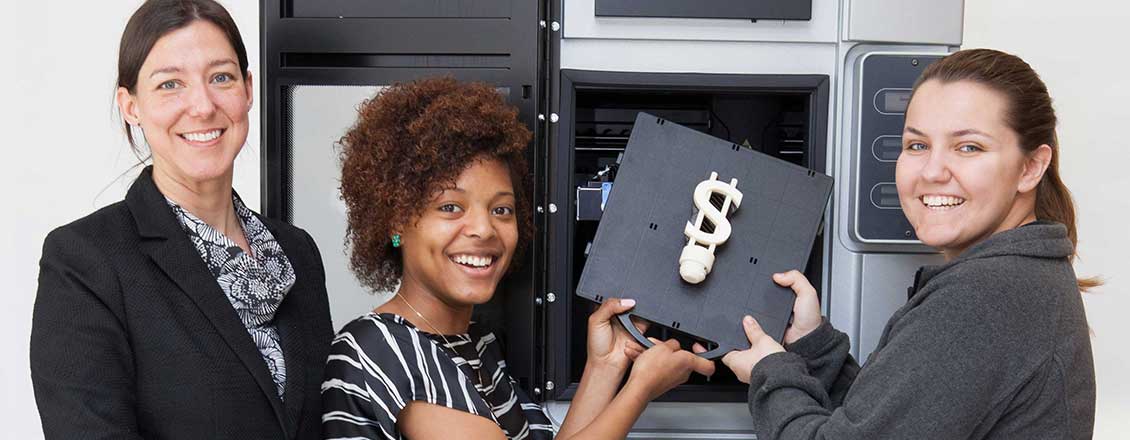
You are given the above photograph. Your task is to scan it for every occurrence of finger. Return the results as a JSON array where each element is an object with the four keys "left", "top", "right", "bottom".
[
  {"left": 624, "top": 340, "right": 645, "bottom": 353},
  {"left": 661, "top": 339, "right": 682, "bottom": 351},
  {"left": 690, "top": 354, "right": 716, "bottom": 377},
  {"left": 647, "top": 337, "right": 664, "bottom": 346},
  {"left": 589, "top": 297, "right": 636, "bottom": 327},
  {"left": 773, "top": 270, "right": 818, "bottom": 300},
  {"left": 692, "top": 342, "right": 708, "bottom": 354},
  {"left": 624, "top": 346, "right": 644, "bottom": 361},
  {"left": 742, "top": 316, "right": 766, "bottom": 343}
]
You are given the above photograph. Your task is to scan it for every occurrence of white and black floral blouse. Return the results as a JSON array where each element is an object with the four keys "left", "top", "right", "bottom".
[{"left": 166, "top": 194, "right": 295, "bottom": 399}]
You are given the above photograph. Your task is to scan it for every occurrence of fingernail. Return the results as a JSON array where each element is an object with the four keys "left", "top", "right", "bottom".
[
  {"left": 620, "top": 299, "right": 635, "bottom": 307},
  {"left": 743, "top": 316, "right": 754, "bottom": 324}
]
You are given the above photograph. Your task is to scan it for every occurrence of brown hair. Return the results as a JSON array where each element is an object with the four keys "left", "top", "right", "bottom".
[
  {"left": 339, "top": 77, "right": 534, "bottom": 293},
  {"left": 912, "top": 48, "right": 1099, "bottom": 291},
  {"left": 117, "top": 0, "right": 249, "bottom": 159}
]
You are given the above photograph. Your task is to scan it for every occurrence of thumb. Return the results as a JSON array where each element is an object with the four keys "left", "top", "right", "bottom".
[
  {"left": 742, "top": 316, "right": 765, "bottom": 343},
  {"left": 721, "top": 351, "right": 738, "bottom": 370},
  {"left": 590, "top": 297, "right": 636, "bottom": 325}
]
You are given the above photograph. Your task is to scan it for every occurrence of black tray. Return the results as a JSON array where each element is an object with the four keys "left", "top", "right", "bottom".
[{"left": 575, "top": 113, "right": 833, "bottom": 359}]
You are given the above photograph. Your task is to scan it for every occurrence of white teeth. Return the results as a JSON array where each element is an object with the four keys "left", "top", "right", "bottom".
[
  {"left": 921, "top": 195, "right": 966, "bottom": 208},
  {"left": 182, "top": 129, "right": 221, "bottom": 142},
  {"left": 451, "top": 254, "right": 493, "bottom": 268}
]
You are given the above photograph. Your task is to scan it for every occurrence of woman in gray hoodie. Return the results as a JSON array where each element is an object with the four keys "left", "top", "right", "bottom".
[{"left": 717, "top": 49, "right": 1097, "bottom": 439}]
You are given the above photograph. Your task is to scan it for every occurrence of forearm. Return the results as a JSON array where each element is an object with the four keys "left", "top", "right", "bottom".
[
  {"left": 557, "top": 361, "right": 626, "bottom": 438},
  {"left": 557, "top": 378, "right": 650, "bottom": 440}
]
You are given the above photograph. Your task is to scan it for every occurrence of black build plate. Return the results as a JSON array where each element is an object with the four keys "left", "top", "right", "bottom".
[{"left": 576, "top": 113, "right": 832, "bottom": 356}]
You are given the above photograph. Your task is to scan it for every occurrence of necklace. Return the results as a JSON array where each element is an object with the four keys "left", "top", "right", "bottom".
[{"left": 396, "top": 293, "right": 487, "bottom": 387}]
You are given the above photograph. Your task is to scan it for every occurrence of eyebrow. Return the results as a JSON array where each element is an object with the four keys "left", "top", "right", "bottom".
[
  {"left": 148, "top": 59, "right": 239, "bottom": 78},
  {"left": 904, "top": 126, "right": 995, "bottom": 140},
  {"left": 443, "top": 188, "right": 517, "bottom": 201}
]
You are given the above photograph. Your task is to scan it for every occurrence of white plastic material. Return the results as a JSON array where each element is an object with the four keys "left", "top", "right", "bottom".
[{"left": 680, "top": 172, "right": 743, "bottom": 284}]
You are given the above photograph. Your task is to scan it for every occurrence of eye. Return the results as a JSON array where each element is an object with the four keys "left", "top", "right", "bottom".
[
  {"left": 212, "top": 72, "right": 235, "bottom": 84},
  {"left": 438, "top": 203, "right": 463, "bottom": 213},
  {"left": 905, "top": 142, "right": 927, "bottom": 152},
  {"left": 158, "top": 80, "right": 179, "bottom": 90},
  {"left": 957, "top": 144, "right": 983, "bottom": 153},
  {"left": 492, "top": 206, "right": 515, "bottom": 216}
]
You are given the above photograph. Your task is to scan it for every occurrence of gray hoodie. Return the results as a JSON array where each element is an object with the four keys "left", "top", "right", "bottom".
[{"left": 747, "top": 222, "right": 1095, "bottom": 439}]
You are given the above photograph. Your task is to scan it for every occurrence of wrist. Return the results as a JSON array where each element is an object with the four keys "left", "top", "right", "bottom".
[
  {"left": 620, "top": 376, "right": 654, "bottom": 404},
  {"left": 585, "top": 357, "right": 628, "bottom": 376}
]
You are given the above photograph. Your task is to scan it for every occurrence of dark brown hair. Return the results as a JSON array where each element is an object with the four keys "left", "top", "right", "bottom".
[
  {"left": 116, "top": 0, "right": 249, "bottom": 158},
  {"left": 339, "top": 77, "right": 534, "bottom": 293},
  {"left": 912, "top": 48, "right": 1099, "bottom": 291}
]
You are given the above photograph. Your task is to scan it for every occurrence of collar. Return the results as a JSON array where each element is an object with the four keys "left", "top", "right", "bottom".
[{"left": 909, "top": 221, "right": 1072, "bottom": 299}]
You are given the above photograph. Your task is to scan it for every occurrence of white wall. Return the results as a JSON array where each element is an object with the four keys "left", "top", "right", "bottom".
[
  {"left": 963, "top": 1, "right": 1130, "bottom": 436},
  {"left": 0, "top": 1, "right": 259, "bottom": 438},
  {"left": 1, "top": 1, "right": 1126, "bottom": 438}
]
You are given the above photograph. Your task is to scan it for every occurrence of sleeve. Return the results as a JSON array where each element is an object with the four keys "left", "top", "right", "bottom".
[
  {"left": 30, "top": 228, "right": 143, "bottom": 440},
  {"left": 746, "top": 283, "right": 1020, "bottom": 440},
  {"left": 322, "top": 317, "right": 491, "bottom": 439},
  {"left": 784, "top": 318, "right": 860, "bottom": 406}
]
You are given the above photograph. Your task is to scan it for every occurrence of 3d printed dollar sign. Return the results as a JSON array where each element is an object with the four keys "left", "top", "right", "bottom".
[{"left": 680, "top": 171, "right": 744, "bottom": 284}]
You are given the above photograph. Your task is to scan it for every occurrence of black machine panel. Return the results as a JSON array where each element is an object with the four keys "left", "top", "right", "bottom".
[
  {"left": 291, "top": 0, "right": 513, "bottom": 18},
  {"left": 261, "top": 0, "right": 546, "bottom": 395},
  {"left": 854, "top": 53, "right": 942, "bottom": 242},
  {"left": 576, "top": 114, "right": 832, "bottom": 357},
  {"left": 596, "top": 0, "right": 812, "bottom": 21}
]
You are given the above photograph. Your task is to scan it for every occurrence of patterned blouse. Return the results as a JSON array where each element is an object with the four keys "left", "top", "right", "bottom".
[
  {"left": 166, "top": 194, "right": 295, "bottom": 399},
  {"left": 322, "top": 313, "right": 556, "bottom": 439}
]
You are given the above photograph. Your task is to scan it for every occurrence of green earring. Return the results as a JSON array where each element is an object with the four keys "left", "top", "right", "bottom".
[{"left": 391, "top": 234, "right": 402, "bottom": 248}]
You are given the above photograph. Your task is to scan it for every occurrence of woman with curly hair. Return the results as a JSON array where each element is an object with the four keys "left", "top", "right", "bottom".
[{"left": 321, "top": 77, "right": 714, "bottom": 439}]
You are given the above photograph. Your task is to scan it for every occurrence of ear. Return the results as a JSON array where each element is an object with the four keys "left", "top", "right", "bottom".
[
  {"left": 1018, "top": 144, "right": 1053, "bottom": 193},
  {"left": 244, "top": 70, "right": 254, "bottom": 110},
  {"left": 116, "top": 86, "right": 141, "bottom": 125}
]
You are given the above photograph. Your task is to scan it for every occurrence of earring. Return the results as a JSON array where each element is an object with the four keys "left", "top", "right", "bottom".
[{"left": 391, "top": 234, "right": 401, "bottom": 248}]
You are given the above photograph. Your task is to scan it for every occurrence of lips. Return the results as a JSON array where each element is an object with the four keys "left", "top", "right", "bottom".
[
  {"left": 450, "top": 253, "right": 494, "bottom": 268},
  {"left": 919, "top": 194, "right": 966, "bottom": 210},
  {"left": 447, "top": 251, "right": 502, "bottom": 278},
  {"left": 178, "top": 128, "right": 225, "bottom": 144}
]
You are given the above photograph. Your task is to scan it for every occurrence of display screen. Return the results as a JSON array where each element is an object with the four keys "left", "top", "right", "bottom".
[
  {"left": 876, "top": 89, "right": 912, "bottom": 114},
  {"left": 872, "top": 136, "right": 902, "bottom": 161}
]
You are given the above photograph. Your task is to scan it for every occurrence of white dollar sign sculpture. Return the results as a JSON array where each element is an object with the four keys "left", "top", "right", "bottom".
[{"left": 679, "top": 171, "right": 743, "bottom": 284}]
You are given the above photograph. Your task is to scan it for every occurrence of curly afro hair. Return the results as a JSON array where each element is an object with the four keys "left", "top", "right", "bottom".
[{"left": 339, "top": 77, "right": 534, "bottom": 293}]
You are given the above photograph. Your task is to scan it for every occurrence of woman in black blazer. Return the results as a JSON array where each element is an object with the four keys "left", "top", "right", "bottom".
[{"left": 30, "top": 1, "right": 332, "bottom": 439}]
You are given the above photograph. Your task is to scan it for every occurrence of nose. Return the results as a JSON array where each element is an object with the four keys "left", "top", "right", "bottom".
[
  {"left": 185, "top": 84, "right": 217, "bottom": 118},
  {"left": 462, "top": 207, "right": 497, "bottom": 240},
  {"left": 920, "top": 148, "right": 952, "bottom": 183}
]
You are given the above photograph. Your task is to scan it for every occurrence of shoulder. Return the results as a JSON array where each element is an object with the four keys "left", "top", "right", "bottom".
[
  {"left": 929, "top": 253, "right": 1073, "bottom": 310},
  {"left": 909, "top": 253, "right": 1075, "bottom": 347},
  {"left": 328, "top": 313, "right": 444, "bottom": 374},
  {"left": 41, "top": 201, "right": 135, "bottom": 267},
  {"left": 44, "top": 201, "right": 134, "bottom": 248}
]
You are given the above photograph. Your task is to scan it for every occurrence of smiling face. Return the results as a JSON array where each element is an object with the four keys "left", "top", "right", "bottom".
[
  {"left": 398, "top": 158, "right": 520, "bottom": 308},
  {"left": 116, "top": 20, "right": 252, "bottom": 187},
  {"left": 898, "top": 79, "right": 1049, "bottom": 259}
]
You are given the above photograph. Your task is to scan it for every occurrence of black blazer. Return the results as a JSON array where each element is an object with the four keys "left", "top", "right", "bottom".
[{"left": 31, "top": 167, "right": 333, "bottom": 440}]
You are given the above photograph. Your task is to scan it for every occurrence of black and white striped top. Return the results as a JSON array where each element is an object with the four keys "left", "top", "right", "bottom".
[{"left": 322, "top": 313, "right": 556, "bottom": 440}]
